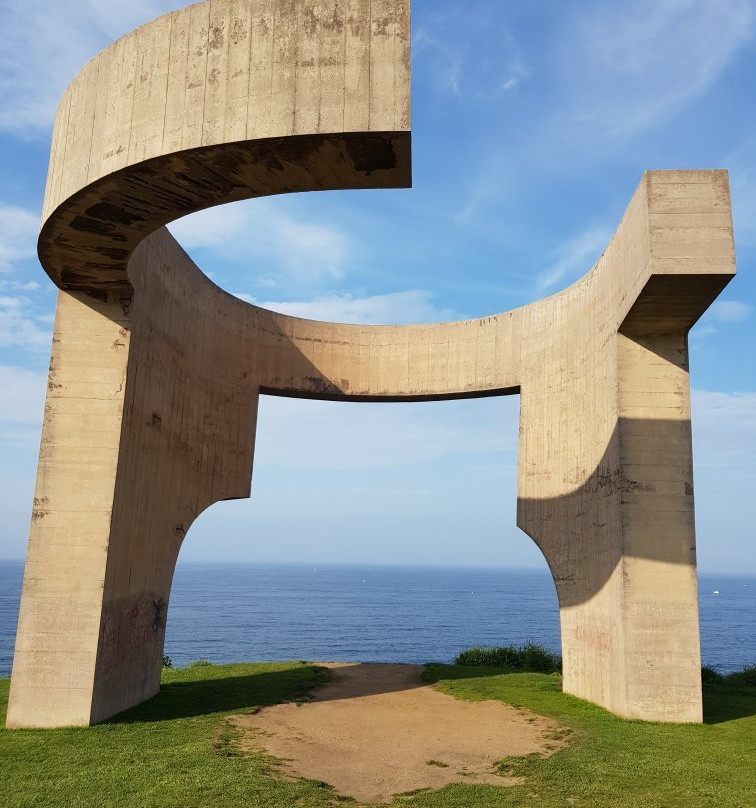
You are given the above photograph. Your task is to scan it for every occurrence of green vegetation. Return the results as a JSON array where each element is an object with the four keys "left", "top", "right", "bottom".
[
  {"left": 454, "top": 643, "right": 562, "bottom": 673},
  {"left": 700, "top": 663, "right": 756, "bottom": 689},
  {"left": 419, "top": 664, "right": 756, "bottom": 808},
  {"left": 0, "top": 662, "right": 334, "bottom": 808},
  {"left": 1, "top": 659, "right": 754, "bottom": 808}
]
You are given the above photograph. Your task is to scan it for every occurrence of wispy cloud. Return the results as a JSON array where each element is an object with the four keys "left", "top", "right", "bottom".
[
  {"left": 0, "top": 0, "right": 184, "bottom": 134},
  {"left": 169, "top": 199, "right": 351, "bottom": 287},
  {"left": 0, "top": 364, "right": 46, "bottom": 451},
  {"left": 0, "top": 365, "right": 46, "bottom": 424},
  {"left": 413, "top": 7, "right": 529, "bottom": 100},
  {"left": 691, "top": 298, "right": 752, "bottom": 341},
  {"left": 238, "top": 290, "right": 458, "bottom": 326},
  {"left": 0, "top": 280, "right": 40, "bottom": 292},
  {"left": 692, "top": 389, "right": 756, "bottom": 473},
  {"left": 708, "top": 300, "right": 752, "bottom": 324},
  {"left": 536, "top": 227, "right": 610, "bottom": 293},
  {"left": 558, "top": 0, "right": 754, "bottom": 143},
  {"left": 0, "top": 205, "right": 38, "bottom": 271},
  {"left": 255, "top": 394, "right": 519, "bottom": 471},
  {"left": 0, "top": 296, "right": 52, "bottom": 349}
]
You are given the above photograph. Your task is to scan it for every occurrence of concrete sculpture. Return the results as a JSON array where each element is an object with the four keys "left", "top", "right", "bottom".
[{"left": 7, "top": 0, "right": 735, "bottom": 728}]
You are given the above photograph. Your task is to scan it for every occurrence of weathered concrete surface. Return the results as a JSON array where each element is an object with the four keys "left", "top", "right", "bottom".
[{"left": 7, "top": 0, "right": 734, "bottom": 728}]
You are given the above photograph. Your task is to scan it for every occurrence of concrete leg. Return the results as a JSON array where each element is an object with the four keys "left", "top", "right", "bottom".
[
  {"left": 8, "top": 234, "right": 260, "bottom": 727},
  {"left": 518, "top": 326, "right": 702, "bottom": 722},
  {"left": 7, "top": 290, "right": 133, "bottom": 727}
]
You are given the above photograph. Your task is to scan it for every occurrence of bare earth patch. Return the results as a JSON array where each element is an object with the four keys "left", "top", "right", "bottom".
[{"left": 233, "top": 663, "right": 567, "bottom": 804}]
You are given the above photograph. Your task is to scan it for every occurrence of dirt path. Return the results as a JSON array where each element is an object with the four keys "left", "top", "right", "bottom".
[{"left": 233, "top": 663, "right": 567, "bottom": 804}]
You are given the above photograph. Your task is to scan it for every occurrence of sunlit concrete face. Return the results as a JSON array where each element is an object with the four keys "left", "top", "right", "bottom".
[{"left": 6, "top": 0, "right": 735, "bottom": 728}]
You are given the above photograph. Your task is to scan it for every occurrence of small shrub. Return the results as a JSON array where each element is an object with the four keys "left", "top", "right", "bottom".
[
  {"left": 701, "top": 665, "right": 723, "bottom": 685},
  {"left": 721, "top": 664, "right": 756, "bottom": 689},
  {"left": 454, "top": 642, "right": 562, "bottom": 673},
  {"left": 161, "top": 655, "right": 173, "bottom": 669},
  {"left": 701, "top": 663, "right": 756, "bottom": 689}
]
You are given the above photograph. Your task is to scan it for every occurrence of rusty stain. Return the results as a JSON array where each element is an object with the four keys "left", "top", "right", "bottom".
[
  {"left": 103, "top": 145, "right": 126, "bottom": 159},
  {"left": 373, "top": 16, "right": 392, "bottom": 36},
  {"left": 209, "top": 25, "right": 224, "bottom": 51},
  {"left": 303, "top": 7, "right": 318, "bottom": 36},
  {"left": 152, "top": 599, "right": 166, "bottom": 631},
  {"left": 622, "top": 479, "right": 655, "bottom": 494},
  {"left": 230, "top": 18, "right": 248, "bottom": 45}
]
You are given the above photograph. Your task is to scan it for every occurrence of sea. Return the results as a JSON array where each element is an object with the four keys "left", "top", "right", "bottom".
[{"left": 0, "top": 560, "right": 754, "bottom": 677}]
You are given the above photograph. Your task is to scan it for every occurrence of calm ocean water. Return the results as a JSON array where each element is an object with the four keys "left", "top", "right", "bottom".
[{"left": 0, "top": 560, "right": 754, "bottom": 677}]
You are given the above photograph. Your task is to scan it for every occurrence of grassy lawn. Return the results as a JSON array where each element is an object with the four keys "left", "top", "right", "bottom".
[{"left": 1, "top": 661, "right": 754, "bottom": 808}]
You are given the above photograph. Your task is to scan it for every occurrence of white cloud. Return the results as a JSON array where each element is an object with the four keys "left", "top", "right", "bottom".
[
  {"left": 536, "top": 227, "right": 610, "bottom": 292},
  {"left": 0, "top": 280, "right": 41, "bottom": 292},
  {"left": 0, "top": 296, "right": 52, "bottom": 349},
  {"left": 691, "top": 298, "right": 752, "bottom": 340},
  {"left": 255, "top": 394, "right": 520, "bottom": 471},
  {"left": 240, "top": 290, "right": 458, "bottom": 326},
  {"left": 689, "top": 324, "right": 718, "bottom": 342},
  {"left": 693, "top": 389, "right": 756, "bottom": 429},
  {"left": 0, "top": 365, "right": 46, "bottom": 425},
  {"left": 169, "top": 199, "right": 350, "bottom": 286},
  {"left": 708, "top": 300, "right": 752, "bottom": 324},
  {"left": 692, "top": 389, "right": 756, "bottom": 472},
  {"left": 0, "top": 205, "right": 38, "bottom": 271},
  {"left": 559, "top": 0, "right": 753, "bottom": 142},
  {"left": 0, "top": 1, "right": 186, "bottom": 134}
]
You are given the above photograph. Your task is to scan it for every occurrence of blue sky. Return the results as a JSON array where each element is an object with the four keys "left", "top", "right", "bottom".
[{"left": 0, "top": 0, "right": 754, "bottom": 574}]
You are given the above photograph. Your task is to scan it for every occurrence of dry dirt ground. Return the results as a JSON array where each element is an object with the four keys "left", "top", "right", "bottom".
[{"left": 233, "top": 663, "right": 568, "bottom": 804}]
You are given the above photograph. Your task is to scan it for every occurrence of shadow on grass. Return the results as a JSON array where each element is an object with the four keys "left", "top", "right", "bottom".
[
  {"left": 703, "top": 688, "right": 756, "bottom": 724},
  {"left": 102, "top": 661, "right": 756, "bottom": 726},
  {"left": 425, "top": 663, "right": 756, "bottom": 725},
  {"left": 111, "top": 665, "right": 327, "bottom": 724}
]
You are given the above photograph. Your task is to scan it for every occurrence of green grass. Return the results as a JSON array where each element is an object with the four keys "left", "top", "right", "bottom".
[
  {"left": 1, "top": 661, "right": 754, "bottom": 808},
  {"left": 416, "top": 665, "right": 756, "bottom": 808}
]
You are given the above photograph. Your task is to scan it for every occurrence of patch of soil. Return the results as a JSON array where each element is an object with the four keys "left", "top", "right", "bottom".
[{"left": 233, "top": 662, "right": 567, "bottom": 804}]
